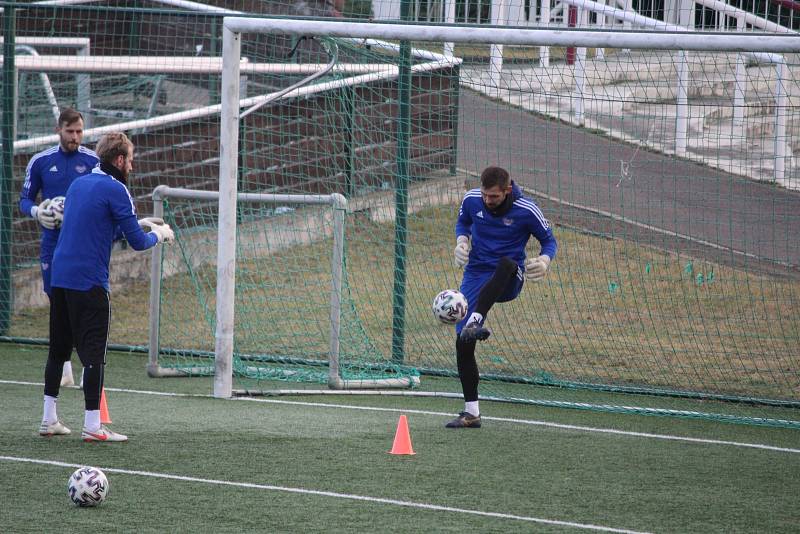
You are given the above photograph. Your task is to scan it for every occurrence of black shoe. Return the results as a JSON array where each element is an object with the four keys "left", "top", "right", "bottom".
[
  {"left": 445, "top": 411, "right": 482, "bottom": 428},
  {"left": 459, "top": 322, "right": 491, "bottom": 342}
]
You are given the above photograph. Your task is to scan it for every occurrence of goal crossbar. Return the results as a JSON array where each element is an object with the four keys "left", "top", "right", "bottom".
[{"left": 223, "top": 17, "right": 800, "bottom": 53}]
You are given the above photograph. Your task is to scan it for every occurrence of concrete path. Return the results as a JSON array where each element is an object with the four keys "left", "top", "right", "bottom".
[{"left": 456, "top": 87, "right": 800, "bottom": 278}]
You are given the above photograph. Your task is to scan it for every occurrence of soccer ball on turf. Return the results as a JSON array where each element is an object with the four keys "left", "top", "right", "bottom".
[
  {"left": 432, "top": 289, "right": 468, "bottom": 325},
  {"left": 68, "top": 466, "right": 109, "bottom": 507},
  {"left": 50, "top": 196, "right": 66, "bottom": 229}
]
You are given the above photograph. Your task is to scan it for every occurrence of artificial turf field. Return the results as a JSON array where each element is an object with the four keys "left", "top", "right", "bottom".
[{"left": 1, "top": 343, "right": 798, "bottom": 533}]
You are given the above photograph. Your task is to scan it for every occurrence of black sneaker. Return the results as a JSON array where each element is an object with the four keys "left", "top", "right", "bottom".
[
  {"left": 459, "top": 322, "right": 491, "bottom": 342},
  {"left": 445, "top": 411, "right": 482, "bottom": 428}
]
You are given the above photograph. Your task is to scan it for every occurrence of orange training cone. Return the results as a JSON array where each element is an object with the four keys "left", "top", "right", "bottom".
[
  {"left": 99, "top": 388, "right": 112, "bottom": 424},
  {"left": 389, "top": 414, "right": 415, "bottom": 455}
]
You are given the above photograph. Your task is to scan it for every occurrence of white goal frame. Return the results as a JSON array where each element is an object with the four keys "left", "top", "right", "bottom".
[
  {"left": 147, "top": 186, "right": 422, "bottom": 397},
  {"left": 146, "top": 186, "right": 353, "bottom": 396},
  {"left": 217, "top": 17, "right": 799, "bottom": 399}
]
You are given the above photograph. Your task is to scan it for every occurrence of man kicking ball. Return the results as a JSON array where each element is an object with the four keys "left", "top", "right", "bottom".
[{"left": 447, "top": 166, "right": 557, "bottom": 428}]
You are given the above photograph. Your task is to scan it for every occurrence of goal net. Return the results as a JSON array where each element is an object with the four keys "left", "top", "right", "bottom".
[
  {"left": 203, "top": 17, "right": 800, "bottom": 426},
  {"left": 4, "top": 5, "right": 799, "bottom": 428},
  {"left": 147, "top": 186, "right": 421, "bottom": 391}
]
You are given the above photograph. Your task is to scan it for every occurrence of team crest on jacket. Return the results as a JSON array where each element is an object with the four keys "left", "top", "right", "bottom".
[
  {"left": 503, "top": 217, "right": 514, "bottom": 226},
  {"left": 75, "top": 164, "right": 88, "bottom": 173},
  {"left": 41, "top": 262, "right": 49, "bottom": 271}
]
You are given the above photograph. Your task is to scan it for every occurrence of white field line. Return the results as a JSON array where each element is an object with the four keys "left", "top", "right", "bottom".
[
  {"left": 2, "top": 379, "right": 799, "bottom": 455},
  {"left": 0, "top": 455, "right": 649, "bottom": 534}
]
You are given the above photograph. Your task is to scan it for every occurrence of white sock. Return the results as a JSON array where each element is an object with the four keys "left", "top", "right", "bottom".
[
  {"left": 62, "top": 360, "right": 73, "bottom": 378},
  {"left": 84, "top": 410, "right": 101, "bottom": 432},
  {"left": 43, "top": 395, "right": 58, "bottom": 423},
  {"left": 465, "top": 401, "right": 480, "bottom": 417},
  {"left": 465, "top": 312, "right": 483, "bottom": 327}
]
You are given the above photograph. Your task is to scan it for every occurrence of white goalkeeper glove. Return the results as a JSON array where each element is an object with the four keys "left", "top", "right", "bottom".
[
  {"left": 33, "top": 199, "right": 57, "bottom": 230},
  {"left": 525, "top": 254, "right": 551, "bottom": 282},
  {"left": 147, "top": 221, "right": 175, "bottom": 244},
  {"left": 454, "top": 235, "right": 470, "bottom": 268},
  {"left": 138, "top": 217, "right": 165, "bottom": 231}
]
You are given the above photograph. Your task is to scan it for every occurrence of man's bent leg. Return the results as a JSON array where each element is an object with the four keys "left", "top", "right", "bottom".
[{"left": 460, "top": 257, "right": 518, "bottom": 342}]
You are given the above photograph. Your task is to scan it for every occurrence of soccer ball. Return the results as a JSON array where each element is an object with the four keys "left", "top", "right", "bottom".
[
  {"left": 50, "top": 196, "right": 66, "bottom": 229},
  {"left": 432, "top": 289, "right": 468, "bottom": 325},
  {"left": 68, "top": 466, "right": 109, "bottom": 507}
]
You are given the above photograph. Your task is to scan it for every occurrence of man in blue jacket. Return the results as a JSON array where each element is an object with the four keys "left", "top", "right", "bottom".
[
  {"left": 19, "top": 108, "right": 99, "bottom": 386},
  {"left": 448, "top": 166, "right": 558, "bottom": 428},
  {"left": 39, "top": 132, "right": 174, "bottom": 442}
]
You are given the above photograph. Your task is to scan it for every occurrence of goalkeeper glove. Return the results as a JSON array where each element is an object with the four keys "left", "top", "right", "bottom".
[
  {"left": 454, "top": 235, "right": 470, "bottom": 268},
  {"left": 525, "top": 254, "right": 551, "bottom": 282},
  {"left": 147, "top": 221, "right": 175, "bottom": 244},
  {"left": 33, "top": 199, "right": 57, "bottom": 230},
  {"left": 138, "top": 217, "right": 165, "bottom": 231}
]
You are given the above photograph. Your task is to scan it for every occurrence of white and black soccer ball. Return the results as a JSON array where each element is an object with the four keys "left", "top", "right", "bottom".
[
  {"left": 432, "top": 289, "right": 468, "bottom": 325},
  {"left": 50, "top": 196, "right": 66, "bottom": 229},
  {"left": 68, "top": 466, "right": 109, "bottom": 507}
]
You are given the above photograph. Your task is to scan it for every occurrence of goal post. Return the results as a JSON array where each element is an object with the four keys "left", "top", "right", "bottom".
[
  {"left": 208, "top": 17, "right": 800, "bottom": 427},
  {"left": 217, "top": 26, "right": 240, "bottom": 399}
]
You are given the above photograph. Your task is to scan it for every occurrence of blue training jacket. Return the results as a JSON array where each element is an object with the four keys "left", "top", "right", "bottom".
[
  {"left": 455, "top": 181, "right": 557, "bottom": 273},
  {"left": 18, "top": 144, "right": 99, "bottom": 257},
  {"left": 51, "top": 167, "right": 158, "bottom": 291}
]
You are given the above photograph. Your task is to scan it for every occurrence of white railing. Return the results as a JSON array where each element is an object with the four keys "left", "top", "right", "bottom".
[
  {"left": 1, "top": 36, "right": 91, "bottom": 128},
  {"left": 374, "top": 0, "right": 800, "bottom": 30},
  {"left": 7, "top": 0, "right": 797, "bottom": 183},
  {"left": 553, "top": 0, "right": 791, "bottom": 182},
  {"left": 374, "top": 0, "right": 798, "bottom": 65},
  {"left": 12, "top": 56, "right": 459, "bottom": 153},
  {"left": 373, "top": 0, "right": 795, "bottom": 184}
]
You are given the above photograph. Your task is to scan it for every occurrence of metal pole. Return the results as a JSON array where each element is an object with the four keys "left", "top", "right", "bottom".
[
  {"left": 214, "top": 25, "right": 241, "bottom": 398},
  {"left": 0, "top": 5, "right": 16, "bottom": 334},
  {"left": 147, "top": 192, "right": 165, "bottom": 376},
  {"left": 392, "top": 0, "right": 412, "bottom": 364},
  {"left": 595, "top": 0, "right": 605, "bottom": 60},
  {"left": 773, "top": 59, "right": 787, "bottom": 184},
  {"left": 443, "top": 0, "right": 456, "bottom": 57},
  {"left": 449, "top": 64, "right": 460, "bottom": 176},
  {"left": 76, "top": 42, "right": 92, "bottom": 128},
  {"left": 225, "top": 17, "right": 800, "bottom": 52},
  {"left": 573, "top": 8, "right": 588, "bottom": 125},
  {"left": 733, "top": 15, "right": 746, "bottom": 128},
  {"left": 209, "top": 17, "right": 219, "bottom": 105},
  {"left": 489, "top": 0, "right": 508, "bottom": 96},
  {"left": 675, "top": 50, "right": 689, "bottom": 157},
  {"left": 539, "top": 0, "right": 551, "bottom": 68},
  {"left": 328, "top": 194, "right": 347, "bottom": 388}
]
